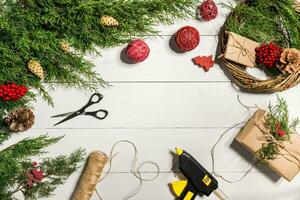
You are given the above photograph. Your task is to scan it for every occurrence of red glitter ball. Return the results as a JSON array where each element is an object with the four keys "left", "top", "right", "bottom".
[
  {"left": 175, "top": 26, "right": 200, "bottom": 52},
  {"left": 198, "top": 0, "right": 218, "bottom": 21},
  {"left": 126, "top": 39, "right": 150, "bottom": 63}
]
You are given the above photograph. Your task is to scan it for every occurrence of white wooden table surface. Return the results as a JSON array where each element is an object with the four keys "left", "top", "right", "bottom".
[{"left": 4, "top": 1, "right": 300, "bottom": 199}]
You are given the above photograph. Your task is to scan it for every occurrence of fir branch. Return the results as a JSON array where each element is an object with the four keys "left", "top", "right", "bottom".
[
  {"left": 225, "top": 0, "right": 300, "bottom": 48},
  {"left": 0, "top": 0, "right": 196, "bottom": 127},
  {"left": 0, "top": 135, "right": 62, "bottom": 199},
  {"left": 0, "top": 136, "right": 85, "bottom": 200},
  {"left": 22, "top": 149, "right": 85, "bottom": 199}
]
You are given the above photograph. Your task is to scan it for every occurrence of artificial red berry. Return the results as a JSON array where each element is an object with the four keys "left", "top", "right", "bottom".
[
  {"left": 0, "top": 83, "right": 29, "bottom": 102},
  {"left": 255, "top": 42, "right": 283, "bottom": 68}
]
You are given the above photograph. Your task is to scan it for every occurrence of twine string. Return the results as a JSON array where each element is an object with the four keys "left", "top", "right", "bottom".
[
  {"left": 211, "top": 121, "right": 259, "bottom": 183},
  {"left": 211, "top": 96, "right": 259, "bottom": 183},
  {"left": 219, "top": 32, "right": 257, "bottom": 66},
  {"left": 211, "top": 96, "right": 300, "bottom": 183},
  {"left": 254, "top": 116, "right": 300, "bottom": 168},
  {"left": 96, "top": 140, "right": 160, "bottom": 200}
]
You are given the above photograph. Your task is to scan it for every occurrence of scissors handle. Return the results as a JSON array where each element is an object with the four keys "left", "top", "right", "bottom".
[
  {"left": 82, "top": 93, "right": 103, "bottom": 110},
  {"left": 85, "top": 109, "right": 108, "bottom": 120}
]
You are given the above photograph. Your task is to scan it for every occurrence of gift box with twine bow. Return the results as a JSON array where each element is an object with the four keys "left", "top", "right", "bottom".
[
  {"left": 235, "top": 109, "right": 300, "bottom": 181},
  {"left": 224, "top": 31, "right": 260, "bottom": 68}
]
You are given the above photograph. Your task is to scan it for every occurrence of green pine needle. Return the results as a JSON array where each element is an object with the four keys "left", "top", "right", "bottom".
[{"left": 225, "top": 0, "right": 300, "bottom": 48}]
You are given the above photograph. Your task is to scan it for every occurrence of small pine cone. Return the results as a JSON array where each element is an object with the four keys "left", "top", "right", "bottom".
[
  {"left": 100, "top": 15, "right": 119, "bottom": 27},
  {"left": 5, "top": 107, "right": 35, "bottom": 132},
  {"left": 27, "top": 60, "right": 45, "bottom": 80},
  {"left": 278, "top": 63, "right": 300, "bottom": 74},
  {"left": 60, "top": 40, "right": 70, "bottom": 53},
  {"left": 278, "top": 48, "right": 300, "bottom": 74},
  {"left": 280, "top": 48, "right": 300, "bottom": 65}
]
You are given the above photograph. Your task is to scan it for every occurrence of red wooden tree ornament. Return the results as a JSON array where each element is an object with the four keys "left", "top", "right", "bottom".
[{"left": 193, "top": 55, "right": 214, "bottom": 71}]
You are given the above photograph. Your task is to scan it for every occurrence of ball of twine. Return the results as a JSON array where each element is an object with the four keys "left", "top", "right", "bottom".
[
  {"left": 219, "top": 1, "right": 300, "bottom": 93},
  {"left": 175, "top": 26, "right": 200, "bottom": 52},
  {"left": 126, "top": 39, "right": 150, "bottom": 63}
]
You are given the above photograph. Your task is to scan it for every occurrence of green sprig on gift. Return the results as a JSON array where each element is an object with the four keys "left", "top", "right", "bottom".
[{"left": 257, "top": 97, "right": 299, "bottom": 160}]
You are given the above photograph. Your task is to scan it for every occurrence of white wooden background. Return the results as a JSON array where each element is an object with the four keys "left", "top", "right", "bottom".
[{"left": 4, "top": 1, "right": 300, "bottom": 199}]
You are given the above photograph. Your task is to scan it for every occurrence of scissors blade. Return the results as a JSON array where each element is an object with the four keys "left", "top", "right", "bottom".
[
  {"left": 53, "top": 111, "right": 80, "bottom": 126},
  {"left": 51, "top": 111, "right": 75, "bottom": 118}
]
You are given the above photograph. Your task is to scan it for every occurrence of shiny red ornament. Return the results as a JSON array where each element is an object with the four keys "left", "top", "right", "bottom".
[
  {"left": 175, "top": 26, "right": 200, "bottom": 52},
  {"left": 126, "top": 39, "right": 150, "bottom": 63},
  {"left": 198, "top": 0, "right": 218, "bottom": 21},
  {"left": 0, "top": 83, "right": 28, "bottom": 102}
]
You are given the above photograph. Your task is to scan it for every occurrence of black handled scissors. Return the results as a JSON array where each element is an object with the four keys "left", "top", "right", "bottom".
[{"left": 51, "top": 93, "right": 108, "bottom": 126}]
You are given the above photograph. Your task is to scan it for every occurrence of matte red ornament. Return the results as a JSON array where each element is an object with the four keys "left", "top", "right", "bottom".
[
  {"left": 126, "top": 39, "right": 150, "bottom": 63},
  {"left": 175, "top": 26, "right": 200, "bottom": 52},
  {"left": 193, "top": 55, "right": 214, "bottom": 71},
  {"left": 198, "top": 0, "right": 218, "bottom": 21},
  {"left": 0, "top": 83, "right": 28, "bottom": 102}
]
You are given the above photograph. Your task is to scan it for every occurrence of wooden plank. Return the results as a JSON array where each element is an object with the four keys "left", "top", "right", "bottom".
[
  {"left": 37, "top": 172, "right": 300, "bottom": 200},
  {"left": 32, "top": 83, "right": 300, "bottom": 129},
  {"left": 8, "top": 129, "right": 300, "bottom": 200},
  {"left": 4, "top": 129, "right": 300, "bottom": 174},
  {"left": 90, "top": 36, "right": 229, "bottom": 82}
]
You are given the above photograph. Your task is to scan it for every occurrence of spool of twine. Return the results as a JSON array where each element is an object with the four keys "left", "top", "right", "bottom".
[{"left": 72, "top": 151, "right": 108, "bottom": 200}]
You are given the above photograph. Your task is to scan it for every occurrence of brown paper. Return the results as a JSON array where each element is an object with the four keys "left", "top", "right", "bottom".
[
  {"left": 224, "top": 32, "right": 260, "bottom": 68},
  {"left": 235, "top": 109, "right": 300, "bottom": 181}
]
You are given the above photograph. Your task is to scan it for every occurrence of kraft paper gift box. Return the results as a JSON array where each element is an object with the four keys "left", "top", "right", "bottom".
[
  {"left": 235, "top": 109, "right": 300, "bottom": 181},
  {"left": 224, "top": 31, "right": 260, "bottom": 68}
]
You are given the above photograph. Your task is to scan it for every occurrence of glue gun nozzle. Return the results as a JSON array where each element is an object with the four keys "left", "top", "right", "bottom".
[{"left": 175, "top": 148, "right": 183, "bottom": 156}]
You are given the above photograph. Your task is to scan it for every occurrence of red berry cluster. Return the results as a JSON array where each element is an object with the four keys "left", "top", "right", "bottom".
[
  {"left": 275, "top": 122, "right": 286, "bottom": 137},
  {"left": 0, "top": 83, "right": 28, "bottom": 102},
  {"left": 255, "top": 42, "right": 283, "bottom": 68}
]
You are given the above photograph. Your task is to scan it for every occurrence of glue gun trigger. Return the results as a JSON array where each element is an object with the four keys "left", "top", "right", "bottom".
[
  {"left": 170, "top": 180, "right": 197, "bottom": 200},
  {"left": 170, "top": 180, "right": 188, "bottom": 197}
]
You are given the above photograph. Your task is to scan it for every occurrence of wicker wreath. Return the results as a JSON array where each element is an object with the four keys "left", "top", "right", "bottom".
[{"left": 220, "top": 1, "right": 300, "bottom": 93}]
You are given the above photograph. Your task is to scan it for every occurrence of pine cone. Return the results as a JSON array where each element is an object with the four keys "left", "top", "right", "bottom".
[
  {"left": 60, "top": 40, "right": 70, "bottom": 53},
  {"left": 27, "top": 60, "right": 45, "bottom": 80},
  {"left": 100, "top": 15, "right": 119, "bottom": 27},
  {"left": 278, "top": 48, "right": 300, "bottom": 74},
  {"left": 5, "top": 107, "right": 35, "bottom": 132}
]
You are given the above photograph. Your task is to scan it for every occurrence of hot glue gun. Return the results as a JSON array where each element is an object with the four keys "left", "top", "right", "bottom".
[{"left": 170, "top": 148, "right": 229, "bottom": 200}]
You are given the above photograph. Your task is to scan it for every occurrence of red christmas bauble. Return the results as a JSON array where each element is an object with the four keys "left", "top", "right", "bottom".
[
  {"left": 198, "top": 0, "right": 218, "bottom": 21},
  {"left": 175, "top": 26, "right": 200, "bottom": 52},
  {"left": 126, "top": 39, "right": 150, "bottom": 63}
]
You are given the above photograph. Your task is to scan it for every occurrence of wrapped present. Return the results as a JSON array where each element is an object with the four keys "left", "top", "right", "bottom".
[
  {"left": 235, "top": 109, "right": 300, "bottom": 181},
  {"left": 224, "top": 31, "right": 260, "bottom": 67}
]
